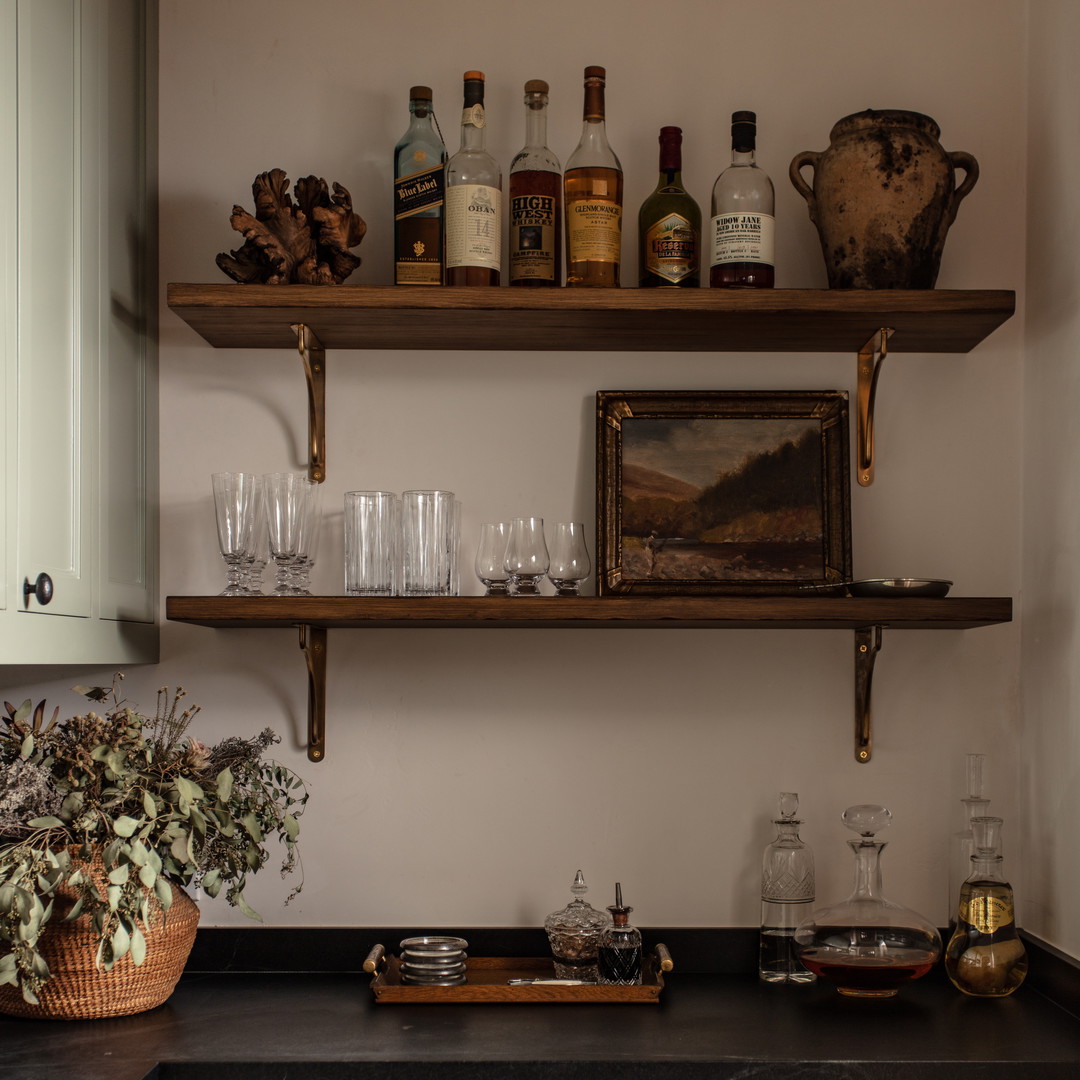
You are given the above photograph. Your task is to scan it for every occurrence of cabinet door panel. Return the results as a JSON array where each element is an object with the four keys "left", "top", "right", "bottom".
[
  {"left": 0, "top": 0, "right": 15, "bottom": 618},
  {"left": 16, "top": 0, "right": 91, "bottom": 619}
]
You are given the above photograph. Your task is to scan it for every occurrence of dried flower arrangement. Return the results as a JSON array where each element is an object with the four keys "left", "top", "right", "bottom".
[{"left": 0, "top": 675, "right": 307, "bottom": 1005}]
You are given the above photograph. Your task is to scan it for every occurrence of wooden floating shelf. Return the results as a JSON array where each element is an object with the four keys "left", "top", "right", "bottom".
[
  {"left": 167, "top": 284, "right": 1015, "bottom": 354},
  {"left": 166, "top": 594, "right": 1012, "bottom": 632}
]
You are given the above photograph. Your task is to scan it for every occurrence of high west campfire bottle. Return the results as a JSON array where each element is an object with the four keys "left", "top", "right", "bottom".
[
  {"left": 445, "top": 71, "right": 502, "bottom": 286},
  {"left": 709, "top": 110, "right": 775, "bottom": 287},
  {"left": 393, "top": 86, "right": 447, "bottom": 285},
  {"left": 509, "top": 80, "right": 562, "bottom": 286},
  {"left": 638, "top": 126, "right": 701, "bottom": 287},
  {"left": 564, "top": 66, "right": 623, "bottom": 287}
]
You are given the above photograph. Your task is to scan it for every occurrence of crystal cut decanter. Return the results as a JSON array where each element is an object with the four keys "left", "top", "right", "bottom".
[
  {"left": 760, "top": 792, "right": 816, "bottom": 983},
  {"left": 794, "top": 804, "right": 941, "bottom": 998},
  {"left": 544, "top": 870, "right": 610, "bottom": 980}
]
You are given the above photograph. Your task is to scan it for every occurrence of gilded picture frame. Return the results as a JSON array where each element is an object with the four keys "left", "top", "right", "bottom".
[{"left": 596, "top": 390, "right": 852, "bottom": 596}]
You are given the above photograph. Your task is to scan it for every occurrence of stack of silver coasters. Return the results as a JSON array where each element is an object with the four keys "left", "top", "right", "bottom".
[{"left": 399, "top": 936, "right": 468, "bottom": 985}]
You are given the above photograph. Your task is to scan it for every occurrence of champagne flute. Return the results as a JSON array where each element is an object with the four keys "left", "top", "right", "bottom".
[{"left": 212, "top": 472, "right": 260, "bottom": 596}]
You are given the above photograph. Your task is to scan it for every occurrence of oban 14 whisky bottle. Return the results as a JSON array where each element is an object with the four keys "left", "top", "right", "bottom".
[
  {"left": 638, "top": 126, "right": 701, "bottom": 287},
  {"left": 445, "top": 71, "right": 502, "bottom": 286},
  {"left": 709, "top": 110, "right": 775, "bottom": 288},
  {"left": 509, "top": 80, "right": 562, "bottom": 286},
  {"left": 393, "top": 86, "right": 447, "bottom": 285},
  {"left": 564, "top": 66, "right": 623, "bottom": 287}
]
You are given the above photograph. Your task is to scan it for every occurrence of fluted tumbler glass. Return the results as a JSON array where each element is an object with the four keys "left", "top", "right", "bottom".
[
  {"left": 345, "top": 491, "right": 399, "bottom": 596},
  {"left": 401, "top": 489, "right": 457, "bottom": 596}
]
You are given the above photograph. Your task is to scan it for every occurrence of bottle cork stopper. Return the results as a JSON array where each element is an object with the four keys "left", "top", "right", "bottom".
[
  {"left": 410, "top": 86, "right": 432, "bottom": 100},
  {"left": 463, "top": 70, "right": 485, "bottom": 82},
  {"left": 524, "top": 79, "right": 549, "bottom": 94},
  {"left": 584, "top": 65, "right": 606, "bottom": 80}
]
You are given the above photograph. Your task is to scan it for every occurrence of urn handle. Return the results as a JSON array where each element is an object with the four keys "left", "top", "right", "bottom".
[
  {"left": 788, "top": 150, "right": 822, "bottom": 222},
  {"left": 950, "top": 150, "right": 979, "bottom": 204}
]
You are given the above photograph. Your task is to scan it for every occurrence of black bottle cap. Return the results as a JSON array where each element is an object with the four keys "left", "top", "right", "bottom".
[{"left": 732, "top": 110, "right": 756, "bottom": 152}]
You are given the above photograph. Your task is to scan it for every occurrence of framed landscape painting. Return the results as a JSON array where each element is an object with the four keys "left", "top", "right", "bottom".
[{"left": 596, "top": 391, "right": 852, "bottom": 596}]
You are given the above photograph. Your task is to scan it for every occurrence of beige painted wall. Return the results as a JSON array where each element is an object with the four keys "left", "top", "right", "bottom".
[
  {"left": 1022, "top": 0, "right": 1080, "bottom": 958},
  {"left": 6, "top": 0, "right": 1051, "bottom": 951}
]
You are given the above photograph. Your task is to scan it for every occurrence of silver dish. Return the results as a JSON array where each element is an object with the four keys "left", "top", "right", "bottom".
[
  {"left": 847, "top": 577, "right": 953, "bottom": 598},
  {"left": 399, "top": 936, "right": 469, "bottom": 952}
]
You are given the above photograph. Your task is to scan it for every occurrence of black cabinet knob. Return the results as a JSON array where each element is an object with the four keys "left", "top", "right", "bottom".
[{"left": 24, "top": 572, "right": 54, "bottom": 606}]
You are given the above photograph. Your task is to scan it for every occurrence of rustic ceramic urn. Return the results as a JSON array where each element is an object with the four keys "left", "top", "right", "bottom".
[{"left": 789, "top": 109, "right": 978, "bottom": 289}]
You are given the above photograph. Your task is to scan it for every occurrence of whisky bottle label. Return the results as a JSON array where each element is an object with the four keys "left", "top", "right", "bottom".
[
  {"left": 710, "top": 211, "right": 775, "bottom": 267},
  {"left": 644, "top": 212, "right": 699, "bottom": 283},
  {"left": 510, "top": 193, "right": 557, "bottom": 281},
  {"left": 446, "top": 184, "right": 502, "bottom": 270},
  {"left": 566, "top": 195, "right": 622, "bottom": 262},
  {"left": 395, "top": 163, "right": 445, "bottom": 219}
]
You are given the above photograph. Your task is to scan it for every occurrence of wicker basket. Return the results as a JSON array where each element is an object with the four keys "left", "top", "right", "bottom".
[{"left": 0, "top": 848, "right": 200, "bottom": 1020}]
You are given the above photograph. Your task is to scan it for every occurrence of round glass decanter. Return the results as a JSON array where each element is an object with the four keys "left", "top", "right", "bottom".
[
  {"left": 794, "top": 804, "right": 942, "bottom": 998},
  {"left": 544, "top": 870, "right": 611, "bottom": 980}
]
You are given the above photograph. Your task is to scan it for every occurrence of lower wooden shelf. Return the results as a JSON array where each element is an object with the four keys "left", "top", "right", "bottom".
[{"left": 165, "top": 594, "right": 1012, "bottom": 765}]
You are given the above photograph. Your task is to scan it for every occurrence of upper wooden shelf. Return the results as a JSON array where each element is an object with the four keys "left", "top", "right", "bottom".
[
  {"left": 166, "top": 594, "right": 1012, "bottom": 632},
  {"left": 166, "top": 284, "right": 1015, "bottom": 354}
]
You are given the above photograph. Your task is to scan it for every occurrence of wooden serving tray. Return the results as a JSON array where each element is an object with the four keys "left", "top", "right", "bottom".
[{"left": 365, "top": 946, "right": 671, "bottom": 1004}]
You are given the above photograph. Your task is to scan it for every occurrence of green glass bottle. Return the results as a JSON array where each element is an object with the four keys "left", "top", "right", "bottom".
[{"left": 638, "top": 126, "right": 701, "bottom": 287}]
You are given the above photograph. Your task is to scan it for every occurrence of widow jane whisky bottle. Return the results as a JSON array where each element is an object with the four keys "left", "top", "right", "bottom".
[
  {"left": 509, "top": 80, "right": 562, "bottom": 286},
  {"left": 393, "top": 86, "right": 447, "bottom": 285},
  {"left": 564, "top": 66, "right": 623, "bottom": 287},
  {"left": 445, "top": 71, "right": 502, "bottom": 286},
  {"left": 638, "top": 126, "right": 701, "bottom": 287},
  {"left": 709, "top": 110, "right": 775, "bottom": 288}
]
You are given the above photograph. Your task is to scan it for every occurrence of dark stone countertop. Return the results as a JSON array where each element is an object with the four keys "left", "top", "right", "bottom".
[{"left": 2, "top": 929, "right": 1079, "bottom": 1080}]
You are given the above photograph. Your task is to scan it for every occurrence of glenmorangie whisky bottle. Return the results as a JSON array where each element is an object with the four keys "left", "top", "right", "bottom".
[
  {"left": 509, "top": 80, "right": 562, "bottom": 286},
  {"left": 445, "top": 71, "right": 502, "bottom": 286},
  {"left": 709, "top": 110, "right": 775, "bottom": 288},
  {"left": 564, "top": 66, "right": 623, "bottom": 287},
  {"left": 638, "top": 126, "right": 701, "bottom": 287},
  {"left": 393, "top": 86, "right": 447, "bottom": 285}
]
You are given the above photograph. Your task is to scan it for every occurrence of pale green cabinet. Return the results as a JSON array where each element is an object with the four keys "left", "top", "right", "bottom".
[{"left": 0, "top": 0, "right": 157, "bottom": 666}]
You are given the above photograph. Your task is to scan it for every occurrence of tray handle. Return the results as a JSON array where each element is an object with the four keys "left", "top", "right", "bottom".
[
  {"left": 654, "top": 943, "right": 673, "bottom": 972},
  {"left": 362, "top": 943, "right": 386, "bottom": 974}
]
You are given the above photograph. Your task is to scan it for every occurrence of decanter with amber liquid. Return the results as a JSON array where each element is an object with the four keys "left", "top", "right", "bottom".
[
  {"left": 945, "top": 815, "right": 1027, "bottom": 997},
  {"left": 794, "top": 804, "right": 941, "bottom": 998}
]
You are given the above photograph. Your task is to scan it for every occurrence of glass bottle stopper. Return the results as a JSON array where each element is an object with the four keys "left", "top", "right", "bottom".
[
  {"left": 842, "top": 803, "right": 892, "bottom": 842},
  {"left": 970, "top": 815, "right": 1003, "bottom": 857},
  {"left": 777, "top": 791, "right": 800, "bottom": 821},
  {"left": 965, "top": 753, "right": 986, "bottom": 799}
]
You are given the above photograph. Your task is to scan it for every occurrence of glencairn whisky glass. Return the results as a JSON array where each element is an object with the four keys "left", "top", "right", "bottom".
[
  {"left": 547, "top": 522, "right": 591, "bottom": 596},
  {"left": 794, "top": 804, "right": 941, "bottom": 998},
  {"left": 504, "top": 517, "right": 548, "bottom": 596},
  {"left": 475, "top": 522, "right": 512, "bottom": 595}
]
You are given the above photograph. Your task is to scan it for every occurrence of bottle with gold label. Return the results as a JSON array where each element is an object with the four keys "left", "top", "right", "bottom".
[
  {"left": 393, "top": 86, "right": 447, "bottom": 285},
  {"left": 945, "top": 815, "right": 1027, "bottom": 997},
  {"left": 564, "top": 66, "right": 623, "bottom": 287},
  {"left": 638, "top": 126, "right": 700, "bottom": 287}
]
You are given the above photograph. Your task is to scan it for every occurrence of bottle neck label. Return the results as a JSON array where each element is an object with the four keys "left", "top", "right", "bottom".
[
  {"left": 446, "top": 184, "right": 502, "bottom": 270},
  {"left": 710, "top": 212, "right": 775, "bottom": 267},
  {"left": 644, "top": 212, "right": 699, "bottom": 284},
  {"left": 461, "top": 104, "right": 486, "bottom": 129},
  {"left": 395, "top": 163, "right": 445, "bottom": 219}
]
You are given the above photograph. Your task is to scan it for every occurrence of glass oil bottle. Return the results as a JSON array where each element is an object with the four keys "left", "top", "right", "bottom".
[
  {"left": 946, "top": 815, "right": 1027, "bottom": 997},
  {"left": 597, "top": 883, "right": 642, "bottom": 985}
]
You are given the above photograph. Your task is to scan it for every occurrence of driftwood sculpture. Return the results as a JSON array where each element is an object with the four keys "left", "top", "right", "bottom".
[{"left": 217, "top": 169, "right": 367, "bottom": 284}]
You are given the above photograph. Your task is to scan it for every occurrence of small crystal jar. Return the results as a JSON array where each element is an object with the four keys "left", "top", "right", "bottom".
[{"left": 544, "top": 870, "right": 610, "bottom": 980}]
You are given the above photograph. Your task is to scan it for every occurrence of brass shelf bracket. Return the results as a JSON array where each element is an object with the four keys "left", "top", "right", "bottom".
[
  {"left": 292, "top": 323, "right": 327, "bottom": 483},
  {"left": 854, "top": 625, "right": 884, "bottom": 763},
  {"left": 298, "top": 624, "right": 328, "bottom": 762},
  {"left": 856, "top": 327, "right": 894, "bottom": 487}
]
